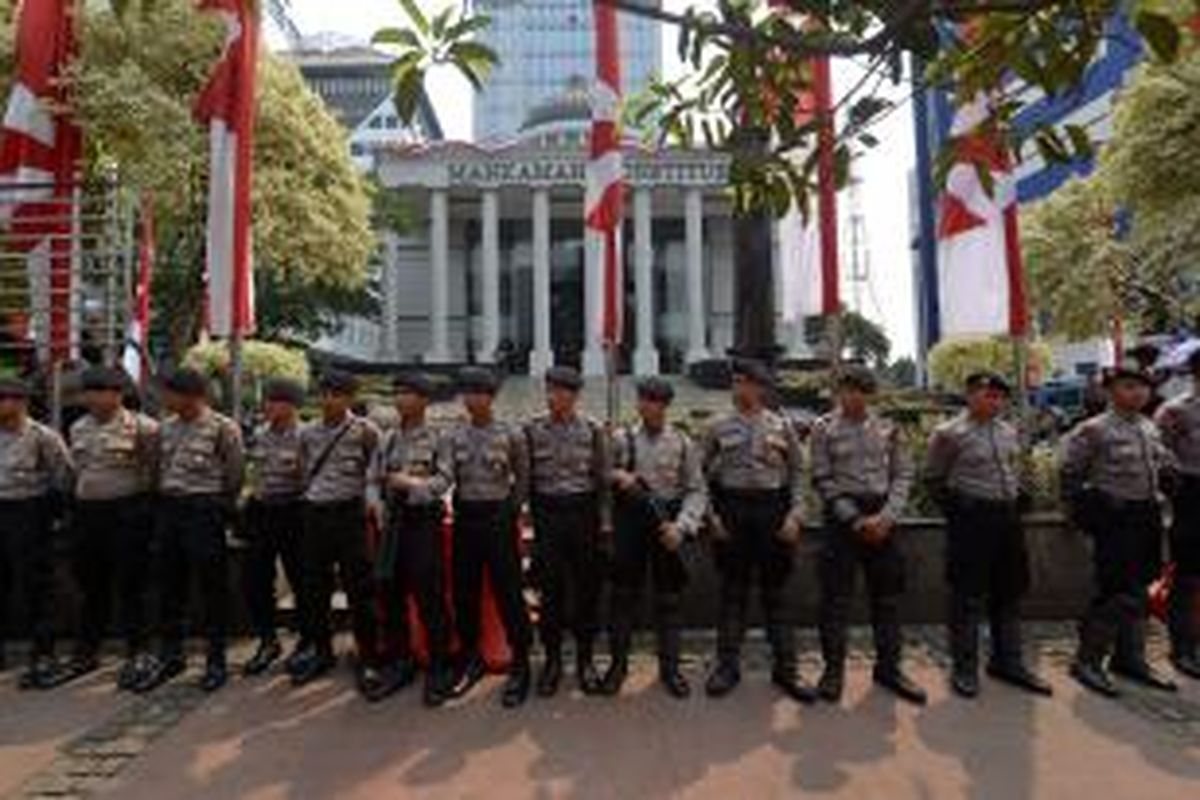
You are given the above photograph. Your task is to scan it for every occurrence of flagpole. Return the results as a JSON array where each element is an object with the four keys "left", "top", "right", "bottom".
[{"left": 230, "top": 329, "right": 244, "bottom": 424}]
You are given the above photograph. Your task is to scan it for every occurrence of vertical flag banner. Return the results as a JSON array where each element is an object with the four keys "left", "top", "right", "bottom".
[
  {"left": 0, "top": 0, "right": 82, "bottom": 362},
  {"left": 195, "top": 0, "right": 259, "bottom": 338},
  {"left": 586, "top": 0, "right": 624, "bottom": 346},
  {"left": 123, "top": 196, "right": 155, "bottom": 385}
]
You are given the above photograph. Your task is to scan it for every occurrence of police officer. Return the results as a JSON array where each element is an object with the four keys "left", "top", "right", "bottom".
[
  {"left": 445, "top": 367, "right": 533, "bottom": 707},
  {"left": 1156, "top": 350, "right": 1200, "bottom": 680},
  {"left": 134, "top": 368, "right": 243, "bottom": 693},
  {"left": 926, "top": 372, "right": 1051, "bottom": 699},
  {"left": 240, "top": 377, "right": 307, "bottom": 677},
  {"left": 371, "top": 372, "right": 454, "bottom": 706},
  {"left": 524, "top": 366, "right": 612, "bottom": 697},
  {"left": 604, "top": 376, "right": 705, "bottom": 699},
  {"left": 811, "top": 366, "right": 925, "bottom": 705},
  {"left": 290, "top": 371, "right": 382, "bottom": 691},
  {"left": 0, "top": 377, "right": 72, "bottom": 686},
  {"left": 1063, "top": 367, "right": 1179, "bottom": 697},
  {"left": 703, "top": 359, "right": 813, "bottom": 701},
  {"left": 61, "top": 366, "right": 159, "bottom": 689}
]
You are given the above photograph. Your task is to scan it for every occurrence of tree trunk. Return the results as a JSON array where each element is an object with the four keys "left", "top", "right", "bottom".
[{"left": 733, "top": 210, "right": 778, "bottom": 361}]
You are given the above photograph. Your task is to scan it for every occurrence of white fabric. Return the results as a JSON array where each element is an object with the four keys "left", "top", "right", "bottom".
[
  {"left": 205, "top": 120, "right": 237, "bottom": 336},
  {"left": 3, "top": 81, "right": 55, "bottom": 147},
  {"left": 937, "top": 220, "right": 1012, "bottom": 336}
]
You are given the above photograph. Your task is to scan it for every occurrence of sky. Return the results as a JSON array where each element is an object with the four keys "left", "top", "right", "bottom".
[{"left": 285, "top": 0, "right": 919, "bottom": 358}]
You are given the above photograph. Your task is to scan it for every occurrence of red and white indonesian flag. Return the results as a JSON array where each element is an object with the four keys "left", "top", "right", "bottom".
[
  {"left": 586, "top": 0, "right": 624, "bottom": 346},
  {"left": 0, "top": 0, "right": 81, "bottom": 362},
  {"left": 936, "top": 92, "right": 1028, "bottom": 337},
  {"left": 195, "top": 0, "right": 258, "bottom": 338}
]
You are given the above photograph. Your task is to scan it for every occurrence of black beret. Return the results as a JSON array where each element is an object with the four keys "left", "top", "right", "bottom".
[
  {"left": 458, "top": 367, "right": 499, "bottom": 395},
  {"left": 0, "top": 376, "right": 30, "bottom": 399},
  {"left": 731, "top": 357, "right": 773, "bottom": 387},
  {"left": 393, "top": 372, "right": 434, "bottom": 397},
  {"left": 1102, "top": 366, "right": 1154, "bottom": 388},
  {"left": 263, "top": 377, "right": 305, "bottom": 406},
  {"left": 162, "top": 367, "right": 208, "bottom": 398},
  {"left": 545, "top": 365, "right": 583, "bottom": 391},
  {"left": 81, "top": 366, "right": 125, "bottom": 392},
  {"left": 965, "top": 371, "right": 1011, "bottom": 395},
  {"left": 837, "top": 365, "right": 878, "bottom": 393},
  {"left": 636, "top": 376, "right": 675, "bottom": 403},
  {"left": 318, "top": 370, "right": 358, "bottom": 395}
]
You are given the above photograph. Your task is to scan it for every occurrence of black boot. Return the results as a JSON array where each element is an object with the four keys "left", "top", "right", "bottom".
[
  {"left": 53, "top": 648, "right": 101, "bottom": 688},
  {"left": 987, "top": 611, "right": 1053, "bottom": 696},
  {"left": 502, "top": 656, "right": 532, "bottom": 708},
  {"left": 1112, "top": 615, "right": 1177, "bottom": 692},
  {"left": 362, "top": 657, "right": 416, "bottom": 703},
  {"left": 659, "top": 657, "right": 690, "bottom": 699},
  {"left": 243, "top": 638, "right": 282, "bottom": 677},
  {"left": 19, "top": 654, "right": 60, "bottom": 691},
  {"left": 705, "top": 656, "right": 741, "bottom": 698},
  {"left": 290, "top": 645, "right": 336, "bottom": 687},
  {"left": 284, "top": 641, "right": 312, "bottom": 677},
  {"left": 771, "top": 660, "right": 817, "bottom": 704},
  {"left": 200, "top": 652, "right": 228, "bottom": 693},
  {"left": 577, "top": 646, "right": 603, "bottom": 696},
  {"left": 873, "top": 665, "right": 927, "bottom": 705},
  {"left": 1070, "top": 660, "right": 1120, "bottom": 697},
  {"left": 423, "top": 660, "right": 453, "bottom": 708},
  {"left": 537, "top": 649, "right": 562, "bottom": 697},
  {"left": 1072, "top": 602, "right": 1121, "bottom": 698},
  {"left": 818, "top": 608, "right": 848, "bottom": 703},
  {"left": 600, "top": 652, "right": 628, "bottom": 697},
  {"left": 949, "top": 594, "right": 981, "bottom": 699},
  {"left": 817, "top": 665, "right": 844, "bottom": 703},
  {"left": 450, "top": 653, "right": 488, "bottom": 699},
  {"left": 132, "top": 651, "right": 187, "bottom": 694}
]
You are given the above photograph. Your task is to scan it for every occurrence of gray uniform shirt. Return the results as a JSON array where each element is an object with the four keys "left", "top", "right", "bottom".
[
  {"left": 445, "top": 419, "right": 529, "bottom": 505},
  {"left": 299, "top": 414, "right": 380, "bottom": 505},
  {"left": 1156, "top": 392, "right": 1200, "bottom": 478},
  {"left": 159, "top": 409, "right": 244, "bottom": 498},
  {"left": 926, "top": 411, "right": 1020, "bottom": 503},
  {"left": 373, "top": 419, "right": 452, "bottom": 507},
  {"left": 702, "top": 409, "right": 806, "bottom": 524},
  {"left": 524, "top": 412, "right": 612, "bottom": 528},
  {"left": 612, "top": 423, "right": 707, "bottom": 536},
  {"left": 810, "top": 409, "right": 913, "bottom": 524},
  {"left": 0, "top": 418, "right": 72, "bottom": 500},
  {"left": 70, "top": 409, "right": 159, "bottom": 501},
  {"left": 1061, "top": 410, "right": 1174, "bottom": 502},
  {"left": 248, "top": 423, "right": 303, "bottom": 501}
]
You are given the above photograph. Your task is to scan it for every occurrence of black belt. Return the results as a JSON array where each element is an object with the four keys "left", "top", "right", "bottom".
[{"left": 532, "top": 491, "right": 595, "bottom": 508}]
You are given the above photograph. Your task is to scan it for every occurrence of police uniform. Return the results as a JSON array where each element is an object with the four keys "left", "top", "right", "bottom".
[
  {"left": 1156, "top": 364, "right": 1200, "bottom": 679},
  {"left": 294, "top": 381, "right": 381, "bottom": 684},
  {"left": 240, "top": 379, "right": 307, "bottom": 675},
  {"left": 67, "top": 368, "right": 159, "bottom": 680},
  {"left": 525, "top": 366, "right": 612, "bottom": 695},
  {"left": 371, "top": 373, "right": 454, "bottom": 704},
  {"left": 926, "top": 373, "right": 1048, "bottom": 698},
  {"left": 811, "top": 368, "right": 923, "bottom": 704},
  {"left": 605, "top": 377, "right": 706, "bottom": 698},
  {"left": 146, "top": 376, "right": 243, "bottom": 691},
  {"left": 1064, "top": 369, "right": 1179, "bottom": 695},
  {"left": 0, "top": 379, "right": 72, "bottom": 681},
  {"left": 702, "top": 359, "right": 809, "bottom": 699},
  {"left": 445, "top": 367, "right": 532, "bottom": 706}
]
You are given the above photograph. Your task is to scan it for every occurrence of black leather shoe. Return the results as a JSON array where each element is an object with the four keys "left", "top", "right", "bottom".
[
  {"left": 577, "top": 658, "right": 604, "bottom": 695},
  {"left": 19, "top": 655, "right": 60, "bottom": 690},
  {"left": 705, "top": 660, "right": 741, "bottom": 698},
  {"left": 950, "top": 668, "right": 979, "bottom": 699},
  {"left": 243, "top": 639, "right": 282, "bottom": 677},
  {"left": 599, "top": 657, "right": 628, "bottom": 697},
  {"left": 1070, "top": 660, "right": 1120, "bottom": 698},
  {"left": 290, "top": 649, "right": 336, "bottom": 687},
  {"left": 284, "top": 643, "right": 313, "bottom": 677},
  {"left": 873, "top": 666, "right": 928, "bottom": 706},
  {"left": 132, "top": 653, "right": 186, "bottom": 694},
  {"left": 502, "top": 661, "right": 532, "bottom": 708},
  {"left": 662, "top": 662, "right": 691, "bottom": 700},
  {"left": 537, "top": 654, "right": 562, "bottom": 698},
  {"left": 817, "top": 668, "right": 844, "bottom": 703},
  {"left": 54, "top": 651, "right": 101, "bottom": 687},
  {"left": 1171, "top": 652, "right": 1200, "bottom": 681},
  {"left": 423, "top": 666, "right": 452, "bottom": 708},
  {"left": 450, "top": 655, "right": 488, "bottom": 699},
  {"left": 987, "top": 661, "right": 1054, "bottom": 696},
  {"left": 200, "top": 658, "right": 228, "bottom": 693},
  {"left": 1111, "top": 661, "right": 1178, "bottom": 692},
  {"left": 117, "top": 654, "right": 154, "bottom": 691},
  {"left": 772, "top": 666, "right": 818, "bottom": 704}
]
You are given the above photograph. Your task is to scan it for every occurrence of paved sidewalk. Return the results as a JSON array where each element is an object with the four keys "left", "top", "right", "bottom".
[{"left": 3, "top": 631, "right": 1200, "bottom": 800}]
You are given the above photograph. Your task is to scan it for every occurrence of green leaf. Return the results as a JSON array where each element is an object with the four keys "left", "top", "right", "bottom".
[
  {"left": 857, "top": 132, "right": 879, "bottom": 148},
  {"left": 1063, "top": 123, "right": 1093, "bottom": 161},
  {"left": 372, "top": 27, "right": 423, "bottom": 51},
  {"left": 392, "top": 65, "right": 426, "bottom": 125},
  {"left": 397, "top": 0, "right": 430, "bottom": 37},
  {"left": 847, "top": 96, "right": 891, "bottom": 128},
  {"left": 429, "top": 6, "right": 455, "bottom": 40},
  {"left": 444, "top": 14, "right": 492, "bottom": 41},
  {"left": 446, "top": 41, "right": 499, "bottom": 70},
  {"left": 1135, "top": 11, "right": 1182, "bottom": 63}
]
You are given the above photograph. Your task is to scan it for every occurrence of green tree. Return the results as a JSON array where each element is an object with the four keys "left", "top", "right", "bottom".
[{"left": 927, "top": 336, "right": 1052, "bottom": 391}]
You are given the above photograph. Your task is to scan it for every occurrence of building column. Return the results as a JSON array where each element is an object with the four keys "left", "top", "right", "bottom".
[
  {"left": 582, "top": 231, "right": 606, "bottom": 376},
  {"left": 632, "top": 188, "right": 658, "bottom": 375},
  {"left": 684, "top": 187, "right": 709, "bottom": 364},
  {"left": 529, "top": 188, "right": 554, "bottom": 375},
  {"left": 380, "top": 231, "right": 400, "bottom": 361},
  {"left": 479, "top": 190, "right": 501, "bottom": 364},
  {"left": 426, "top": 188, "right": 452, "bottom": 363}
]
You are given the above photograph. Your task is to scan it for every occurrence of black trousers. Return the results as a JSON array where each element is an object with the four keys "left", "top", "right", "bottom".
[
  {"left": 379, "top": 502, "right": 451, "bottom": 667},
  {"left": 241, "top": 498, "right": 304, "bottom": 642},
  {"left": 609, "top": 497, "right": 687, "bottom": 661},
  {"left": 453, "top": 499, "right": 531, "bottom": 660},
  {"left": 1170, "top": 477, "right": 1200, "bottom": 655},
  {"left": 0, "top": 497, "right": 56, "bottom": 657},
  {"left": 712, "top": 489, "right": 795, "bottom": 665},
  {"left": 299, "top": 500, "right": 377, "bottom": 662},
  {"left": 944, "top": 495, "right": 1030, "bottom": 671},
  {"left": 531, "top": 492, "right": 602, "bottom": 656},
  {"left": 1078, "top": 495, "right": 1164, "bottom": 666},
  {"left": 72, "top": 494, "right": 154, "bottom": 656},
  {"left": 819, "top": 496, "right": 906, "bottom": 673},
  {"left": 155, "top": 495, "right": 230, "bottom": 657}
]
